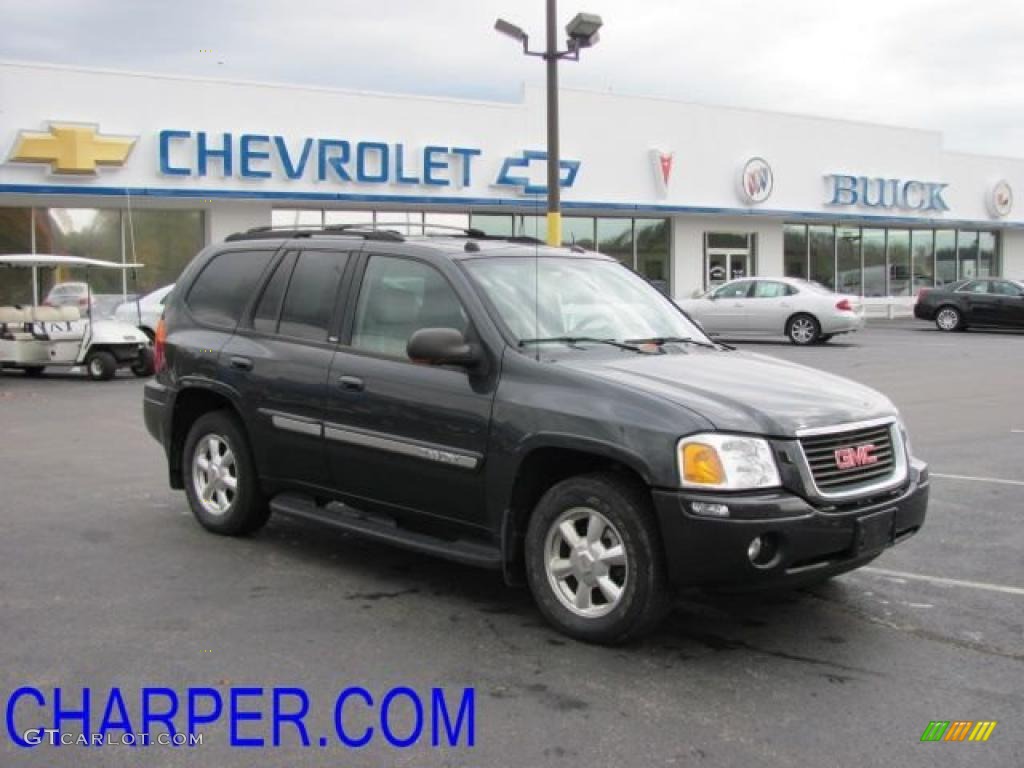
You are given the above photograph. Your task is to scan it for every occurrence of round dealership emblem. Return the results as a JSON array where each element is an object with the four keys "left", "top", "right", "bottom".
[
  {"left": 739, "top": 157, "right": 773, "bottom": 204},
  {"left": 988, "top": 180, "right": 1013, "bottom": 218}
]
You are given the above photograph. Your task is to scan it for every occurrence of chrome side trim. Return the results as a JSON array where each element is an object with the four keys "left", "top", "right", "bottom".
[
  {"left": 260, "top": 409, "right": 323, "bottom": 438},
  {"left": 324, "top": 424, "right": 479, "bottom": 470},
  {"left": 795, "top": 420, "right": 908, "bottom": 501}
]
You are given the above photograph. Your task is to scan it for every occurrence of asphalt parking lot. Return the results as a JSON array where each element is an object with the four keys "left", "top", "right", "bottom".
[{"left": 1, "top": 320, "right": 1021, "bottom": 768}]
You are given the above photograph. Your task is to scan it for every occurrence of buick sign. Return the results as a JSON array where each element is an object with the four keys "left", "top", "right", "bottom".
[
  {"left": 826, "top": 174, "right": 950, "bottom": 212},
  {"left": 987, "top": 180, "right": 1013, "bottom": 218},
  {"left": 739, "top": 157, "right": 773, "bottom": 204}
]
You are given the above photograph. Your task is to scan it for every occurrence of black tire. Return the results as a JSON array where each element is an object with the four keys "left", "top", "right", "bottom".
[
  {"left": 524, "top": 472, "right": 670, "bottom": 644},
  {"left": 818, "top": 334, "right": 834, "bottom": 344},
  {"left": 21, "top": 366, "right": 45, "bottom": 377},
  {"left": 84, "top": 350, "right": 117, "bottom": 381},
  {"left": 183, "top": 410, "right": 269, "bottom": 536},
  {"left": 131, "top": 346, "right": 156, "bottom": 377},
  {"left": 934, "top": 305, "right": 964, "bottom": 332},
  {"left": 786, "top": 313, "right": 821, "bottom": 345}
]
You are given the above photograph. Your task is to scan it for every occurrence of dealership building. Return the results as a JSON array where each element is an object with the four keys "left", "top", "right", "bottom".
[{"left": 1, "top": 60, "right": 1022, "bottom": 305}]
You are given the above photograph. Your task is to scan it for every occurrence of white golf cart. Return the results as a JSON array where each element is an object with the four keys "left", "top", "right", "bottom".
[{"left": 0, "top": 254, "right": 154, "bottom": 381}]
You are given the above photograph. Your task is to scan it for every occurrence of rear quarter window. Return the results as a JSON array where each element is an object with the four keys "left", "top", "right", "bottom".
[{"left": 186, "top": 249, "right": 274, "bottom": 328}]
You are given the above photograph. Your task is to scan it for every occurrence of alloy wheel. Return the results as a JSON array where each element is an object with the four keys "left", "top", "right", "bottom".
[
  {"left": 936, "top": 308, "right": 959, "bottom": 330},
  {"left": 192, "top": 434, "right": 238, "bottom": 517},
  {"left": 544, "top": 506, "right": 628, "bottom": 618},
  {"left": 790, "top": 317, "right": 816, "bottom": 344}
]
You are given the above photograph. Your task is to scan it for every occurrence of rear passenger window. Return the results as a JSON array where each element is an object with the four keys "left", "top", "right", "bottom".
[
  {"left": 753, "top": 281, "right": 787, "bottom": 299},
  {"left": 187, "top": 250, "right": 274, "bottom": 328},
  {"left": 252, "top": 252, "right": 297, "bottom": 333},
  {"left": 278, "top": 251, "right": 349, "bottom": 341}
]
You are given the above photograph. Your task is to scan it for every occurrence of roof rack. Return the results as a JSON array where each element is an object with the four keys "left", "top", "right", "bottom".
[{"left": 224, "top": 225, "right": 404, "bottom": 243}]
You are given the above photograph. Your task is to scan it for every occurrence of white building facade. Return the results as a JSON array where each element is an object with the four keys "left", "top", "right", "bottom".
[{"left": 2, "top": 60, "right": 1022, "bottom": 305}]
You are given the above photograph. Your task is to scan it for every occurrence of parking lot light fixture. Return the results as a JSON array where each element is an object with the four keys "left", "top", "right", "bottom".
[{"left": 494, "top": 1, "right": 603, "bottom": 246}]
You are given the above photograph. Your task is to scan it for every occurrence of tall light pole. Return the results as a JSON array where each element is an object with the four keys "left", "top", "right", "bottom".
[{"left": 495, "top": 4, "right": 602, "bottom": 246}]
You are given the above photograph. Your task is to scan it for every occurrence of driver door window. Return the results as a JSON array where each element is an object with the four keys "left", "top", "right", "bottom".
[{"left": 351, "top": 255, "right": 468, "bottom": 360}]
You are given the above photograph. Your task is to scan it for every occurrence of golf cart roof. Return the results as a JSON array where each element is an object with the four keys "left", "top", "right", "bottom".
[{"left": 0, "top": 254, "right": 144, "bottom": 270}]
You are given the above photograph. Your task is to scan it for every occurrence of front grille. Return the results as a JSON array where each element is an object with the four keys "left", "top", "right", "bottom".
[{"left": 799, "top": 423, "right": 896, "bottom": 494}]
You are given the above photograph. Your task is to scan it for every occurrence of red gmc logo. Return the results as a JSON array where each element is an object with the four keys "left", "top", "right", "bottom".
[{"left": 834, "top": 444, "right": 879, "bottom": 470}]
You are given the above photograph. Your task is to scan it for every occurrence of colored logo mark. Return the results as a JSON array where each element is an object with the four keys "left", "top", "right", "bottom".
[
  {"left": 494, "top": 150, "right": 580, "bottom": 195},
  {"left": 739, "top": 156, "right": 773, "bottom": 204},
  {"left": 650, "top": 149, "right": 674, "bottom": 197},
  {"left": 8, "top": 122, "right": 136, "bottom": 175},
  {"left": 920, "top": 720, "right": 997, "bottom": 742}
]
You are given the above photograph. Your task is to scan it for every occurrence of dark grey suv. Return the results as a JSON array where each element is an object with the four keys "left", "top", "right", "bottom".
[{"left": 144, "top": 224, "right": 928, "bottom": 643}]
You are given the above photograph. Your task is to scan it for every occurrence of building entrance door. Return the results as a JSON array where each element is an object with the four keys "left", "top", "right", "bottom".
[{"left": 706, "top": 249, "right": 753, "bottom": 289}]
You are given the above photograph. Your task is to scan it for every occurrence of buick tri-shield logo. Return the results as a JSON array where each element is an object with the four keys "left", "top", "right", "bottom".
[
  {"left": 738, "top": 157, "right": 773, "bottom": 204},
  {"left": 988, "top": 180, "right": 1013, "bottom": 218}
]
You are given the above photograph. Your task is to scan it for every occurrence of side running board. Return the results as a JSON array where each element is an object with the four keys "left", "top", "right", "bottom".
[{"left": 269, "top": 492, "right": 502, "bottom": 570}]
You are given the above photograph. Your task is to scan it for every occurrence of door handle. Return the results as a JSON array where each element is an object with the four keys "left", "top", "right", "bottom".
[
  {"left": 336, "top": 375, "right": 364, "bottom": 392},
  {"left": 229, "top": 356, "right": 253, "bottom": 371}
]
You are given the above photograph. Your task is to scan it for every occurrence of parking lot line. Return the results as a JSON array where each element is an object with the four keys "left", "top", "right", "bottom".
[
  {"left": 861, "top": 567, "right": 1024, "bottom": 596},
  {"left": 930, "top": 472, "right": 1024, "bottom": 487}
]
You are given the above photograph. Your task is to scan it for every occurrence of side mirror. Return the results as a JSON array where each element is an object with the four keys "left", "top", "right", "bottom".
[{"left": 408, "top": 328, "right": 480, "bottom": 367}]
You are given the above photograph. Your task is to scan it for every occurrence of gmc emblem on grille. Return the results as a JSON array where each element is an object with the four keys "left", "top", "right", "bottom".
[{"left": 834, "top": 444, "right": 879, "bottom": 470}]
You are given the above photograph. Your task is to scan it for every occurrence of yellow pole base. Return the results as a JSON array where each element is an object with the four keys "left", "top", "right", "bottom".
[{"left": 546, "top": 211, "right": 562, "bottom": 247}]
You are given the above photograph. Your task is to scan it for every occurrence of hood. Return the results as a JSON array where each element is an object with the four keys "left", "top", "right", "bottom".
[
  {"left": 89, "top": 319, "right": 149, "bottom": 344},
  {"left": 559, "top": 348, "right": 896, "bottom": 436}
]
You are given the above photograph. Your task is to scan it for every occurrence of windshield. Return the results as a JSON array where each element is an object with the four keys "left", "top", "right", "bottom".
[{"left": 462, "top": 256, "right": 710, "bottom": 345}]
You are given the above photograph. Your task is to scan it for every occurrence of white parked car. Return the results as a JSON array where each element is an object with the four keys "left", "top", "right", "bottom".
[
  {"left": 115, "top": 284, "right": 174, "bottom": 340},
  {"left": 676, "top": 277, "right": 865, "bottom": 345}
]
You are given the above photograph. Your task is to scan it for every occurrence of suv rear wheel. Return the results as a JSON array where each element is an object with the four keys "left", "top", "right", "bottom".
[
  {"left": 183, "top": 410, "right": 269, "bottom": 536},
  {"left": 525, "top": 473, "right": 670, "bottom": 644}
]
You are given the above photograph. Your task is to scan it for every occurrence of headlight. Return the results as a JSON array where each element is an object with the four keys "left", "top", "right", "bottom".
[{"left": 678, "top": 433, "right": 781, "bottom": 491}]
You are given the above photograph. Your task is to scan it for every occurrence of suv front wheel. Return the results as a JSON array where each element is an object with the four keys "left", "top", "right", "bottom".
[
  {"left": 183, "top": 410, "right": 269, "bottom": 536},
  {"left": 525, "top": 473, "right": 670, "bottom": 644}
]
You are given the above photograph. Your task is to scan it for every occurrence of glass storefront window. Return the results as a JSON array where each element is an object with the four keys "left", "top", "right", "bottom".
[
  {"left": 808, "top": 225, "right": 835, "bottom": 290},
  {"left": 271, "top": 209, "right": 323, "bottom": 227},
  {"left": 707, "top": 233, "right": 749, "bottom": 249},
  {"left": 862, "top": 228, "right": 886, "bottom": 297},
  {"left": 596, "top": 218, "right": 633, "bottom": 267},
  {"left": 783, "top": 224, "right": 807, "bottom": 279},
  {"left": 836, "top": 226, "right": 861, "bottom": 296},
  {"left": 0, "top": 208, "right": 33, "bottom": 304},
  {"left": 935, "top": 230, "right": 957, "bottom": 285},
  {"left": 561, "top": 217, "right": 595, "bottom": 248},
  {"left": 127, "top": 210, "right": 205, "bottom": 294},
  {"left": 424, "top": 212, "right": 470, "bottom": 231},
  {"left": 978, "top": 232, "right": 998, "bottom": 277},
  {"left": 958, "top": 231, "right": 979, "bottom": 279},
  {"left": 324, "top": 210, "right": 373, "bottom": 227},
  {"left": 469, "top": 213, "right": 513, "bottom": 236},
  {"left": 37, "top": 208, "right": 123, "bottom": 293},
  {"left": 515, "top": 215, "right": 547, "bottom": 242},
  {"left": 635, "top": 219, "right": 670, "bottom": 287},
  {"left": 911, "top": 230, "right": 934, "bottom": 291},
  {"left": 887, "top": 229, "right": 911, "bottom": 297}
]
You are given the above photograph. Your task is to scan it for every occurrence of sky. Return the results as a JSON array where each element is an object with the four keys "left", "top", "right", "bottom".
[{"left": 1, "top": 0, "right": 1021, "bottom": 157}]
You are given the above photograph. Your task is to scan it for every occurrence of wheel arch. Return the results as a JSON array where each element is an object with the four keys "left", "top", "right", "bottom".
[
  {"left": 499, "top": 441, "right": 653, "bottom": 585},
  {"left": 168, "top": 385, "right": 248, "bottom": 490}
]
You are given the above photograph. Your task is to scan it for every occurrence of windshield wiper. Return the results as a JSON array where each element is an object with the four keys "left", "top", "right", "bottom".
[
  {"left": 518, "top": 336, "right": 645, "bottom": 352},
  {"left": 625, "top": 336, "right": 720, "bottom": 350}
]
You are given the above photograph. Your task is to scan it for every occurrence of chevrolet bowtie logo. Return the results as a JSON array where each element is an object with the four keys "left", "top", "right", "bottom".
[
  {"left": 8, "top": 122, "right": 136, "bottom": 175},
  {"left": 495, "top": 150, "right": 581, "bottom": 195}
]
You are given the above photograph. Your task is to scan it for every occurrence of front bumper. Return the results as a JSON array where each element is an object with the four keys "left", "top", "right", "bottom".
[{"left": 652, "top": 459, "right": 928, "bottom": 589}]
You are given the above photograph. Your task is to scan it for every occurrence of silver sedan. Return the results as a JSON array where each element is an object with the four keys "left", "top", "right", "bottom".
[{"left": 676, "top": 277, "right": 865, "bottom": 345}]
